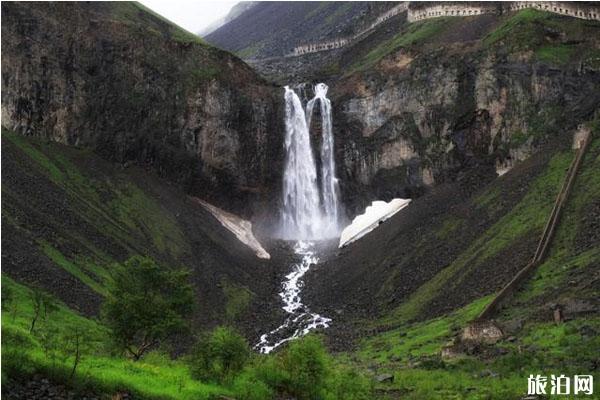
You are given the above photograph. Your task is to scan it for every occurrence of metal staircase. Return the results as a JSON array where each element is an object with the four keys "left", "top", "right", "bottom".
[{"left": 476, "top": 129, "right": 592, "bottom": 321}]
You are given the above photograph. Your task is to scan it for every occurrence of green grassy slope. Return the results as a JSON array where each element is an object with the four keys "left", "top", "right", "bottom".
[
  {"left": 342, "top": 132, "right": 600, "bottom": 399},
  {"left": 349, "top": 17, "right": 456, "bottom": 73},
  {"left": 0, "top": 129, "right": 370, "bottom": 399},
  {"left": 346, "top": 9, "right": 600, "bottom": 73},
  {"left": 2, "top": 130, "right": 185, "bottom": 298},
  {"left": 389, "top": 149, "right": 575, "bottom": 323},
  {"left": 483, "top": 9, "right": 600, "bottom": 67},
  {"left": 1, "top": 129, "right": 273, "bottom": 332},
  {"left": 2, "top": 274, "right": 377, "bottom": 400},
  {"left": 1, "top": 276, "right": 230, "bottom": 399}
]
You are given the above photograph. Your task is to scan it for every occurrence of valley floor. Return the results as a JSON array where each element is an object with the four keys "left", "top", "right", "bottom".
[
  {"left": 3, "top": 127, "right": 599, "bottom": 399},
  {"left": 319, "top": 129, "right": 600, "bottom": 399}
]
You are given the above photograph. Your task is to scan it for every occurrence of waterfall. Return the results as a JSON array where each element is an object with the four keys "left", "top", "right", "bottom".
[
  {"left": 281, "top": 86, "right": 323, "bottom": 239},
  {"left": 307, "top": 83, "right": 340, "bottom": 236},
  {"left": 280, "top": 83, "right": 341, "bottom": 240},
  {"left": 255, "top": 83, "right": 339, "bottom": 353},
  {"left": 258, "top": 84, "right": 341, "bottom": 352}
]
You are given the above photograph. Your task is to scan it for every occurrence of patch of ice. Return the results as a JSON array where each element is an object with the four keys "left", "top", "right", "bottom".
[
  {"left": 339, "top": 198, "right": 411, "bottom": 247},
  {"left": 193, "top": 198, "right": 270, "bottom": 259}
]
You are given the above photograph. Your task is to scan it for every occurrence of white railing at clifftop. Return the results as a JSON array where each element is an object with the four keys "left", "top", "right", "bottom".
[{"left": 252, "top": 1, "right": 600, "bottom": 60}]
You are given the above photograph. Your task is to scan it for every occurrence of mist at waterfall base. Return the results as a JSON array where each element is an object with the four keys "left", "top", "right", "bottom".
[{"left": 256, "top": 84, "right": 340, "bottom": 353}]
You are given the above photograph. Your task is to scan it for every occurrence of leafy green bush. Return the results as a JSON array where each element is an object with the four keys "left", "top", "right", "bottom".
[
  {"left": 323, "top": 366, "right": 373, "bottom": 400},
  {"left": 190, "top": 326, "right": 250, "bottom": 384},
  {"left": 281, "top": 335, "right": 330, "bottom": 399},
  {"left": 249, "top": 353, "right": 288, "bottom": 391},
  {"left": 233, "top": 335, "right": 373, "bottom": 400},
  {"left": 232, "top": 371, "right": 274, "bottom": 400},
  {"left": 221, "top": 279, "right": 253, "bottom": 323},
  {"left": 102, "top": 256, "right": 194, "bottom": 360}
]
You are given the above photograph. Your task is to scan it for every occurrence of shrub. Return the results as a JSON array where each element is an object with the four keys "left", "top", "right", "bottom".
[
  {"left": 280, "top": 335, "right": 330, "bottom": 400},
  {"left": 232, "top": 371, "right": 274, "bottom": 400},
  {"left": 102, "top": 256, "right": 194, "bottom": 360},
  {"left": 228, "top": 335, "right": 373, "bottom": 400},
  {"left": 190, "top": 326, "right": 250, "bottom": 384},
  {"left": 36, "top": 324, "right": 66, "bottom": 365},
  {"left": 250, "top": 353, "right": 289, "bottom": 391},
  {"left": 221, "top": 279, "right": 253, "bottom": 323},
  {"left": 323, "top": 367, "right": 373, "bottom": 400}
]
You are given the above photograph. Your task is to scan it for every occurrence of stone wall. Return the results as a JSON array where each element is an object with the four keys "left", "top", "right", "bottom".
[
  {"left": 290, "top": 1, "right": 600, "bottom": 58},
  {"left": 407, "top": 1, "right": 600, "bottom": 22},
  {"left": 408, "top": 3, "right": 497, "bottom": 22},
  {"left": 293, "top": 38, "right": 350, "bottom": 56},
  {"left": 291, "top": 3, "right": 408, "bottom": 56},
  {"left": 506, "top": 2, "right": 599, "bottom": 20}
]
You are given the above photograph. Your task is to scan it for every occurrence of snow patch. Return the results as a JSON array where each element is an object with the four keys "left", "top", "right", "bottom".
[
  {"left": 194, "top": 198, "right": 270, "bottom": 259},
  {"left": 339, "top": 198, "right": 411, "bottom": 248}
]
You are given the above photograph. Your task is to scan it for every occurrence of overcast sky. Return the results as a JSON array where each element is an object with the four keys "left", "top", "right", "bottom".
[{"left": 140, "top": 1, "right": 239, "bottom": 34}]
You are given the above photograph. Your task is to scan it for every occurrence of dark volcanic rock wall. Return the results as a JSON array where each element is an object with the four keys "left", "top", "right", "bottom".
[
  {"left": 331, "top": 55, "right": 600, "bottom": 214},
  {"left": 326, "top": 12, "right": 600, "bottom": 215},
  {"left": 1, "top": 2, "right": 284, "bottom": 216}
]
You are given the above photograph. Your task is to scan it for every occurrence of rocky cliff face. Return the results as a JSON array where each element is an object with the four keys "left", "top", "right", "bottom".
[
  {"left": 326, "top": 11, "right": 600, "bottom": 214},
  {"left": 332, "top": 57, "right": 600, "bottom": 214},
  {"left": 1, "top": 2, "right": 284, "bottom": 216},
  {"left": 4, "top": 3, "right": 600, "bottom": 224}
]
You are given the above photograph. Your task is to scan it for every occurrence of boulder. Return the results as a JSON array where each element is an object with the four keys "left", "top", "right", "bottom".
[
  {"left": 375, "top": 373, "right": 395, "bottom": 383},
  {"left": 461, "top": 320, "right": 503, "bottom": 344}
]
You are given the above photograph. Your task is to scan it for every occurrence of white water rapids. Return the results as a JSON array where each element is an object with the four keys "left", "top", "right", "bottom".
[
  {"left": 255, "top": 241, "right": 331, "bottom": 353},
  {"left": 256, "top": 84, "right": 340, "bottom": 353}
]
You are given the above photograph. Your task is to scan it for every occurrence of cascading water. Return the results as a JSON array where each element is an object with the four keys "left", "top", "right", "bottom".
[
  {"left": 255, "top": 241, "right": 331, "bottom": 353},
  {"left": 307, "top": 83, "right": 340, "bottom": 236},
  {"left": 256, "top": 84, "right": 341, "bottom": 353},
  {"left": 280, "top": 86, "right": 323, "bottom": 240}
]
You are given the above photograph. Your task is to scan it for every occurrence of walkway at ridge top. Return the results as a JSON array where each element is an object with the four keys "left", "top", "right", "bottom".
[{"left": 244, "top": 1, "right": 600, "bottom": 60}]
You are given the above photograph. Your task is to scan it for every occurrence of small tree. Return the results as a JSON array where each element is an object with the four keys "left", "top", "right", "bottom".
[
  {"left": 62, "top": 325, "right": 91, "bottom": 379},
  {"left": 36, "top": 324, "right": 65, "bottom": 366},
  {"left": 2, "top": 285, "right": 14, "bottom": 311},
  {"left": 2, "top": 285, "right": 19, "bottom": 321},
  {"left": 102, "top": 256, "right": 194, "bottom": 360},
  {"left": 30, "top": 288, "right": 57, "bottom": 334},
  {"left": 190, "top": 326, "right": 250, "bottom": 383}
]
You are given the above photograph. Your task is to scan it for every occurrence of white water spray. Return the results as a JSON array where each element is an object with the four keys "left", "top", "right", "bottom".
[
  {"left": 281, "top": 84, "right": 341, "bottom": 239},
  {"left": 281, "top": 86, "right": 323, "bottom": 240},
  {"left": 257, "top": 84, "right": 342, "bottom": 352},
  {"left": 307, "top": 83, "right": 341, "bottom": 236}
]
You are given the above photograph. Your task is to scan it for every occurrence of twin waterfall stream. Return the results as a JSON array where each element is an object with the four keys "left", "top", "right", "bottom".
[{"left": 256, "top": 83, "right": 340, "bottom": 353}]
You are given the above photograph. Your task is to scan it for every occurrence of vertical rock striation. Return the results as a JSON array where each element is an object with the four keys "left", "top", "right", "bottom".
[{"left": 1, "top": 2, "right": 284, "bottom": 215}]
